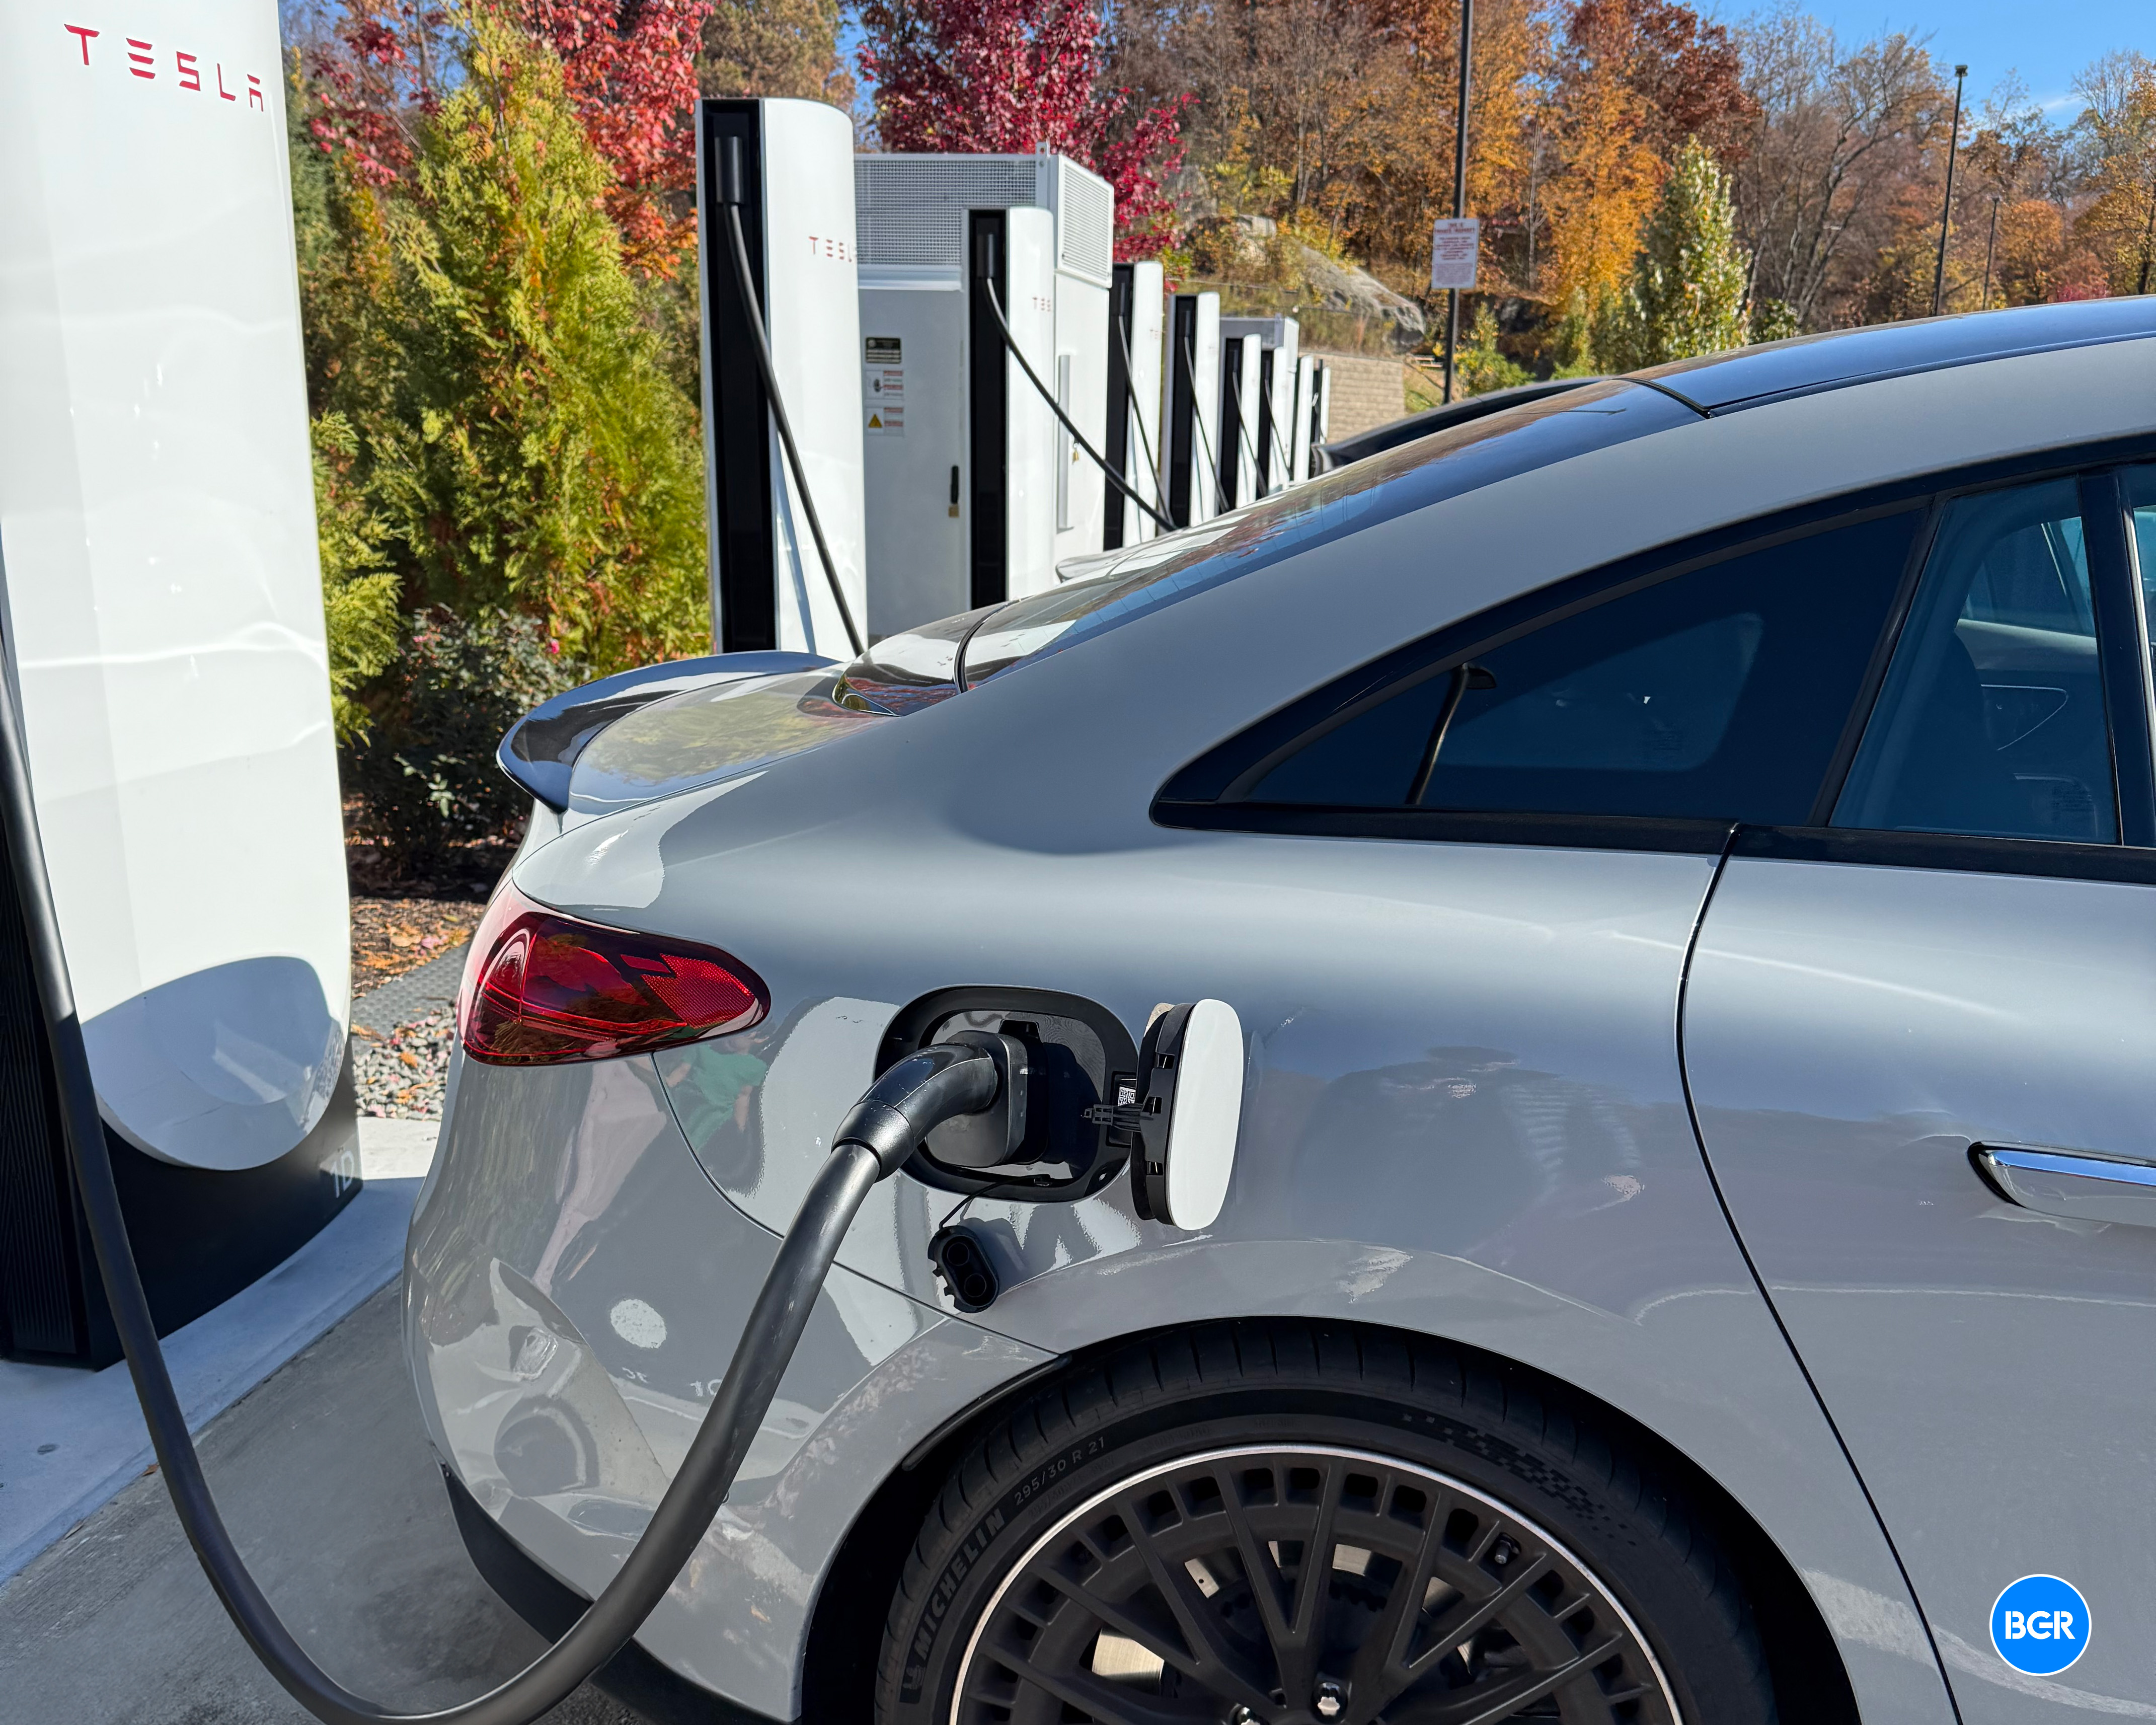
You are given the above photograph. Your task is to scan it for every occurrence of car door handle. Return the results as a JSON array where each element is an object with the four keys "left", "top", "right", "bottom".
[{"left": 1973, "top": 1143, "right": 2156, "bottom": 1227}]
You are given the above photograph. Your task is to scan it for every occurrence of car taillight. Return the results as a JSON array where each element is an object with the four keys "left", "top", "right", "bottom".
[{"left": 457, "top": 885, "right": 767, "bottom": 1066}]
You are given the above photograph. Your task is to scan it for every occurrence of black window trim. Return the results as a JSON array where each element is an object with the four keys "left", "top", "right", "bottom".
[{"left": 1154, "top": 431, "right": 2156, "bottom": 876}]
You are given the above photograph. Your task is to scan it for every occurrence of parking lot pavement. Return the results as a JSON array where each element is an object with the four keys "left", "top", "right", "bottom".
[{"left": 0, "top": 1285, "right": 643, "bottom": 1725}]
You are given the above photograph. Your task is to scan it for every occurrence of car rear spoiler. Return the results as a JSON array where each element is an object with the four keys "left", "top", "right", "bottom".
[{"left": 497, "top": 652, "right": 832, "bottom": 811}]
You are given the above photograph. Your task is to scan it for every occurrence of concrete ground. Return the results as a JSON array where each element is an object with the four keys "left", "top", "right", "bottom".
[{"left": 0, "top": 1284, "right": 643, "bottom": 1724}]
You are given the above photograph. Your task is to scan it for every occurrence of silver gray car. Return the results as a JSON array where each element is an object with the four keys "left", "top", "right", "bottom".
[{"left": 406, "top": 301, "right": 2156, "bottom": 1725}]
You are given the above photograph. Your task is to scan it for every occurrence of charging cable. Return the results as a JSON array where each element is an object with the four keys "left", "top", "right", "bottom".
[
  {"left": 717, "top": 137, "right": 865, "bottom": 659},
  {"left": 979, "top": 278, "right": 1175, "bottom": 535},
  {"left": 1180, "top": 336, "right": 1222, "bottom": 510},
  {"left": 0, "top": 649, "right": 1015, "bottom": 1725},
  {"left": 1108, "top": 314, "right": 1168, "bottom": 533}
]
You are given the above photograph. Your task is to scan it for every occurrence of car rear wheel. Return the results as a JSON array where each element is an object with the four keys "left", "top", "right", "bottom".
[{"left": 876, "top": 1323, "right": 1775, "bottom": 1725}]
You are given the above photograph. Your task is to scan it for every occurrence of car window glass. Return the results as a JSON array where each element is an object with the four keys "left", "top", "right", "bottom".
[
  {"left": 1247, "top": 511, "right": 1918, "bottom": 823},
  {"left": 1834, "top": 479, "right": 2116, "bottom": 843}
]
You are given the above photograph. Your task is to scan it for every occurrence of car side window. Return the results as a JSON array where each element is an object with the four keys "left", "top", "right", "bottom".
[
  {"left": 1834, "top": 479, "right": 2116, "bottom": 843},
  {"left": 1246, "top": 511, "right": 1919, "bottom": 824}
]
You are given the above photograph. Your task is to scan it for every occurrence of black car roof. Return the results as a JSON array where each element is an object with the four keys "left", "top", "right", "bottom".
[{"left": 1639, "top": 299, "right": 2156, "bottom": 414}]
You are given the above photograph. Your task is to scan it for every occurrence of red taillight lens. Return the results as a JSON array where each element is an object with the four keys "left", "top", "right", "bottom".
[{"left": 457, "top": 885, "right": 767, "bottom": 1065}]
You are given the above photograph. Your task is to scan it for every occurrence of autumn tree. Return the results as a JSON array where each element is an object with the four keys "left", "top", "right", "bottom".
[
  {"left": 861, "top": 0, "right": 1190, "bottom": 255},
  {"left": 1527, "top": 0, "right": 1755, "bottom": 337},
  {"left": 521, "top": 0, "right": 712, "bottom": 272},
  {"left": 302, "top": 0, "right": 458, "bottom": 184},
  {"left": 2075, "top": 51, "right": 2156, "bottom": 296},
  {"left": 1598, "top": 136, "right": 1750, "bottom": 368},
  {"left": 1728, "top": 14, "right": 1946, "bottom": 327},
  {"left": 701, "top": 0, "right": 855, "bottom": 108}
]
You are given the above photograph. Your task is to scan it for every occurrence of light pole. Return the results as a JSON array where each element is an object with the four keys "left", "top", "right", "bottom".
[
  {"left": 1931, "top": 63, "right": 1967, "bottom": 317},
  {"left": 1980, "top": 196, "right": 1998, "bottom": 310},
  {"left": 1442, "top": 0, "right": 1474, "bottom": 403}
]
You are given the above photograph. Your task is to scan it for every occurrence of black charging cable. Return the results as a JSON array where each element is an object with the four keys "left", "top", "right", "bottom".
[
  {"left": 717, "top": 137, "right": 865, "bottom": 659},
  {"left": 1180, "top": 335, "right": 1222, "bottom": 504},
  {"left": 0, "top": 645, "right": 1010, "bottom": 1724},
  {"left": 978, "top": 277, "right": 1176, "bottom": 535},
  {"left": 1108, "top": 313, "right": 1168, "bottom": 532}
]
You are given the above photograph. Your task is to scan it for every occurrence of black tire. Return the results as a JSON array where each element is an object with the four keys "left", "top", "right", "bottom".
[{"left": 876, "top": 1322, "right": 1774, "bottom": 1725}]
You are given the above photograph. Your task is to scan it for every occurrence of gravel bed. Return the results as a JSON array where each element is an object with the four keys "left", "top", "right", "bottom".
[
  {"left": 350, "top": 895, "right": 486, "bottom": 989},
  {"left": 353, "top": 1009, "right": 456, "bottom": 1119}
]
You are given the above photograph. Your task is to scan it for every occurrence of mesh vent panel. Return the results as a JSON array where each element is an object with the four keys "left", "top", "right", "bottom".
[
  {"left": 855, "top": 157, "right": 1042, "bottom": 267},
  {"left": 1056, "top": 161, "right": 1114, "bottom": 280}
]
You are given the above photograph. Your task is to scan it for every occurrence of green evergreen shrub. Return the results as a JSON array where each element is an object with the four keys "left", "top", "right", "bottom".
[
  {"left": 1599, "top": 138, "right": 1751, "bottom": 372},
  {"left": 310, "top": 413, "right": 403, "bottom": 743}
]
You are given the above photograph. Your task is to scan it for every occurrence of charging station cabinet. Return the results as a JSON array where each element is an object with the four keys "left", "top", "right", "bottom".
[
  {"left": 696, "top": 98, "right": 868, "bottom": 656},
  {"left": 857, "top": 204, "right": 1057, "bottom": 632},
  {"left": 0, "top": 0, "right": 356, "bottom": 1364},
  {"left": 1223, "top": 315, "right": 1301, "bottom": 496},
  {"left": 1104, "top": 261, "right": 1165, "bottom": 549},
  {"left": 1162, "top": 292, "right": 1221, "bottom": 527},
  {"left": 856, "top": 154, "right": 1113, "bottom": 635}
]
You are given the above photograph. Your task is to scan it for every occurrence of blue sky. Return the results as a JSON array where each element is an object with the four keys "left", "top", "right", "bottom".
[{"left": 1726, "top": 1, "right": 2149, "bottom": 112}]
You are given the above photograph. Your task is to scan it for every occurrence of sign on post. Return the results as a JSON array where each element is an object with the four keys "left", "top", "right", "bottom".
[{"left": 1430, "top": 217, "right": 1481, "bottom": 292}]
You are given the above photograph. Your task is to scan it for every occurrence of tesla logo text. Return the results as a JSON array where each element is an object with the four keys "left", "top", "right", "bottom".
[
  {"left": 63, "top": 23, "right": 265, "bottom": 110},
  {"left": 805, "top": 234, "right": 854, "bottom": 262}
]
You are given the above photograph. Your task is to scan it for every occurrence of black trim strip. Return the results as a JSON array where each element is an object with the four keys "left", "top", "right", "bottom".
[
  {"left": 1805, "top": 500, "right": 1941, "bottom": 827},
  {"left": 1156, "top": 802, "right": 1736, "bottom": 854},
  {"left": 2081, "top": 468, "right": 2156, "bottom": 846},
  {"left": 1734, "top": 824, "right": 2156, "bottom": 886},
  {"left": 1625, "top": 375, "right": 1710, "bottom": 417},
  {"left": 1705, "top": 328, "right": 2156, "bottom": 418}
]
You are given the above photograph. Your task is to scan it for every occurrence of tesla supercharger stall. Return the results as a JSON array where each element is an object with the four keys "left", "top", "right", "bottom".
[
  {"left": 1163, "top": 291, "right": 1222, "bottom": 528},
  {"left": 0, "top": 0, "right": 355, "bottom": 1365},
  {"left": 1223, "top": 314, "right": 1302, "bottom": 497},
  {"left": 855, "top": 153, "right": 1113, "bottom": 636},
  {"left": 1104, "top": 260, "right": 1165, "bottom": 549},
  {"left": 696, "top": 99, "right": 868, "bottom": 657}
]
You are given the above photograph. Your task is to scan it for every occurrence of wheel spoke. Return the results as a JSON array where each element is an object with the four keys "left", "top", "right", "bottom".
[
  {"left": 1274, "top": 1455, "right": 1343, "bottom": 1705},
  {"left": 1213, "top": 1461, "right": 1299, "bottom": 1652},
  {"left": 1112, "top": 1492, "right": 1279, "bottom": 1707},
  {"left": 1385, "top": 1632, "right": 1628, "bottom": 1725},
  {"left": 1036, "top": 1564, "right": 1210, "bottom": 1684},
  {"left": 1340, "top": 1477, "right": 1451, "bottom": 1721},
  {"left": 1409, "top": 1550, "right": 1555, "bottom": 1674}
]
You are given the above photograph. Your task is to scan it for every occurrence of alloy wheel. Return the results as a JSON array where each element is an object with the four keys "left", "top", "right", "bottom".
[{"left": 950, "top": 1444, "right": 1681, "bottom": 1725}]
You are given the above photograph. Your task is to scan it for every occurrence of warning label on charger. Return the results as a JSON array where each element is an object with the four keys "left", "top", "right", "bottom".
[{"left": 865, "top": 340, "right": 905, "bottom": 434}]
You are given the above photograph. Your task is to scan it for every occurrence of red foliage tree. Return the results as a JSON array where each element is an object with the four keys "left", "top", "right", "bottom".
[
  {"left": 859, "top": 0, "right": 1189, "bottom": 257},
  {"left": 307, "top": 1, "right": 709, "bottom": 273},
  {"left": 521, "top": 0, "right": 714, "bottom": 272},
  {"left": 306, "top": 0, "right": 455, "bottom": 185}
]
